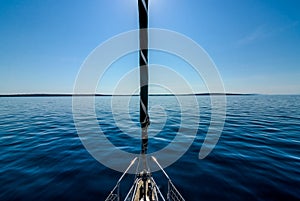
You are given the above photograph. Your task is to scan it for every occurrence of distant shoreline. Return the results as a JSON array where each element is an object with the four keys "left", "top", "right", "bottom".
[{"left": 0, "top": 93, "right": 258, "bottom": 97}]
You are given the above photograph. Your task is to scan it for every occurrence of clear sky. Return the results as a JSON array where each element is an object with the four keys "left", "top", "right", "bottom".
[{"left": 0, "top": 0, "right": 299, "bottom": 94}]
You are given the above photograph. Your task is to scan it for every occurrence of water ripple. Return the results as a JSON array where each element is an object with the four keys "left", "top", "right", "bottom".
[{"left": 0, "top": 96, "right": 300, "bottom": 200}]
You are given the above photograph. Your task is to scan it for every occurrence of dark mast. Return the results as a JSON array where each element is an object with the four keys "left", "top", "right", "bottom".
[{"left": 139, "top": 0, "right": 149, "bottom": 156}]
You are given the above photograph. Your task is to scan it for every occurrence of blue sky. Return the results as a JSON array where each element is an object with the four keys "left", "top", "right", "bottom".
[{"left": 0, "top": 0, "right": 299, "bottom": 94}]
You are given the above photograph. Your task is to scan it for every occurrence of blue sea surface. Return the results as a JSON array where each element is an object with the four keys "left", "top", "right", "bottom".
[{"left": 0, "top": 95, "right": 300, "bottom": 201}]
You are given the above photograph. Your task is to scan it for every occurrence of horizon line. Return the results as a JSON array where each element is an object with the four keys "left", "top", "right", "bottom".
[{"left": 0, "top": 93, "right": 291, "bottom": 97}]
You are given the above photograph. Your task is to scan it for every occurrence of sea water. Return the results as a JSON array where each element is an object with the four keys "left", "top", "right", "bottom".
[{"left": 0, "top": 95, "right": 299, "bottom": 201}]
